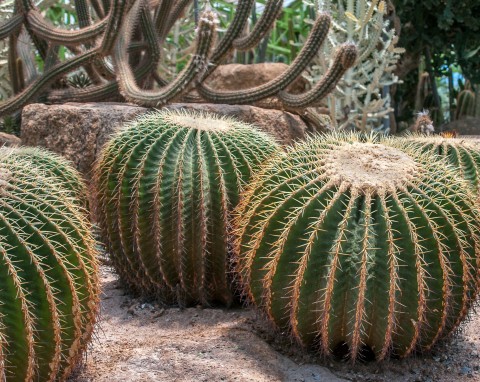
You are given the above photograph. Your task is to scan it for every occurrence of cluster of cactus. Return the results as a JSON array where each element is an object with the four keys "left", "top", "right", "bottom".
[
  {"left": 93, "top": 110, "right": 278, "bottom": 306},
  {"left": 0, "top": 147, "right": 99, "bottom": 380},
  {"left": 0, "top": 0, "right": 357, "bottom": 128},
  {"left": 233, "top": 133, "right": 480, "bottom": 360}
]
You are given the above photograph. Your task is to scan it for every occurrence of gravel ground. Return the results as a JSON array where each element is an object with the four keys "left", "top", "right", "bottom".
[{"left": 70, "top": 266, "right": 480, "bottom": 382}]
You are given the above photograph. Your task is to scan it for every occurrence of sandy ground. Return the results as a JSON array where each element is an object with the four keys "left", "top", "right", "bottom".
[{"left": 70, "top": 266, "right": 480, "bottom": 382}]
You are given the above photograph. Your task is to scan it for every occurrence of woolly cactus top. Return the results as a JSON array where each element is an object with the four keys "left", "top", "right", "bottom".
[{"left": 323, "top": 142, "right": 418, "bottom": 192}]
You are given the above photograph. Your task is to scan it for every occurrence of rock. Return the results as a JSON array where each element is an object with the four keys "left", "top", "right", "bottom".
[
  {"left": 203, "top": 63, "right": 308, "bottom": 94},
  {"left": 21, "top": 102, "right": 308, "bottom": 174},
  {"left": 0, "top": 132, "right": 21, "bottom": 147},
  {"left": 21, "top": 102, "right": 146, "bottom": 174}
]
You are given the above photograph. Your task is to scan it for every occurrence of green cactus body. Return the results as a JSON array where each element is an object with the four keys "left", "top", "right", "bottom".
[
  {"left": 0, "top": 148, "right": 99, "bottom": 381},
  {"left": 234, "top": 134, "right": 480, "bottom": 361},
  {"left": 6, "top": 147, "right": 90, "bottom": 209},
  {"left": 94, "top": 110, "right": 279, "bottom": 306},
  {"left": 407, "top": 137, "right": 480, "bottom": 195}
]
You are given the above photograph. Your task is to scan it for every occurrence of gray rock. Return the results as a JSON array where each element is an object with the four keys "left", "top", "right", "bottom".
[{"left": 21, "top": 102, "right": 308, "bottom": 174}]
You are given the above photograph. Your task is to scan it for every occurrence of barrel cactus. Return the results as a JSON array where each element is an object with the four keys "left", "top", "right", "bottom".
[
  {"left": 5, "top": 147, "right": 89, "bottom": 208},
  {"left": 406, "top": 136, "right": 480, "bottom": 195},
  {"left": 94, "top": 110, "right": 279, "bottom": 306},
  {"left": 0, "top": 147, "right": 99, "bottom": 381},
  {"left": 234, "top": 133, "right": 480, "bottom": 361}
]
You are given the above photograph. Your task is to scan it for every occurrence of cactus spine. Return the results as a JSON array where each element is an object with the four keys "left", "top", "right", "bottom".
[
  {"left": 234, "top": 134, "right": 480, "bottom": 361},
  {"left": 0, "top": 147, "right": 99, "bottom": 381},
  {"left": 94, "top": 110, "right": 279, "bottom": 306}
]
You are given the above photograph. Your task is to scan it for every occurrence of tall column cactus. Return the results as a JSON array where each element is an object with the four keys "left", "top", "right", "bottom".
[
  {"left": 234, "top": 133, "right": 480, "bottom": 361},
  {"left": 94, "top": 110, "right": 279, "bottom": 306},
  {"left": 0, "top": 147, "right": 99, "bottom": 381}
]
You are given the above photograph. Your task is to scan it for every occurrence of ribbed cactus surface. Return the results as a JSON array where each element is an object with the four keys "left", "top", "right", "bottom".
[
  {"left": 94, "top": 110, "right": 279, "bottom": 306},
  {"left": 0, "top": 148, "right": 99, "bottom": 381},
  {"left": 407, "top": 137, "right": 480, "bottom": 194},
  {"left": 6, "top": 147, "right": 90, "bottom": 208},
  {"left": 234, "top": 134, "right": 480, "bottom": 361}
]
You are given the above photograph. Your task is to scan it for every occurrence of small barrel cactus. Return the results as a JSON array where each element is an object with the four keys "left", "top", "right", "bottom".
[
  {"left": 234, "top": 134, "right": 480, "bottom": 361},
  {"left": 406, "top": 136, "right": 480, "bottom": 194},
  {"left": 94, "top": 110, "right": 279, "bottom": 306},
  {"left": 0, "top": 147, "right": 99, "bottom": 381},
  {"left": 5, "top": 147, "right": 90, "bottom": 208}
]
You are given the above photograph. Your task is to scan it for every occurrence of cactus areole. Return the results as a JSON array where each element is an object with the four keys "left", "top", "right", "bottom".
[
  {"left": 234, "top": 134, "right": 480, "bottom": 361},
  {"left": 94, "top": 110, "right": 279, "bottom": 306}
]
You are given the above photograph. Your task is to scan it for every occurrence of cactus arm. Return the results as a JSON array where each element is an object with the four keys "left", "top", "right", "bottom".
[
  {"left": 233, "top": 0, "right": 282, "bottom": 51},
  {"left": 47, "top": 81, "right": 121, "bottom": 103},
  {"left": 279, "top": 43, "right": 358, "bottom": 108},
  {"left": 99, "top": 0, "right": 128, "bottom": 54},
  {"left": 153, "top": 0, "right": 174, "bottom": 41},
  {"left": 208, "top": 0, "right": 254, "bottom": 66},
  {"left": 0, "top": 14, "right": 23, "bottom": 40},
  {"left": 163, "top": 0, "right": 192, "bottom": 39},
  {"left": 90, "top": 0, "right": 106, "bottom": 19},
  {"left": 16, "top": 29, "right": 37, "bottom": 83},
  {"left": 196, "top": 13, "right": 331, "bottom": 104},
  {"left": 8, "top": 32, "right": 22, "bottom": 94},
  {"left": 114, "top": 7, "right": 217, "bottom": 106},
  {"left": 27, "top": 9, "right": 108, "bottom": 45},
  {"left": 0, "top": 48, "right": 98, "bottom": 117},
  {"left": 74, "top": 0, "right": 92, "bottom": 28}
]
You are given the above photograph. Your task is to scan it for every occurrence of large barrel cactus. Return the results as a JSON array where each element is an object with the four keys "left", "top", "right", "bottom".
[
  {"left": 406, "top": 136, "right": 480, "bottom": 194},
  {"left": 94, "top": 110, "right": 278, "bottom": 306},
  {"left": 234, "top": 134, "right": 480, "bottom": 361},
  {"left": 0, "top": 148, "right": 99, "bottom": 381}
]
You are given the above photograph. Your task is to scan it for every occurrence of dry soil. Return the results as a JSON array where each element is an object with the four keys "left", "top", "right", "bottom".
[{"left": 70, "top": 266, "right": 480, "bottom": 382}]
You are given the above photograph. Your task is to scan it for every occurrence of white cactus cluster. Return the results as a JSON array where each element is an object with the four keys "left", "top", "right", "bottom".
[{"left": 308, "top": 0, "right": 404, "bottom": 132}]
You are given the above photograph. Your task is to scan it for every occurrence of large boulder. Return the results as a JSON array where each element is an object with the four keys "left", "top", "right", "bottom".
[
  {"left": 21, "top": 102, "right": 308, "bottom": 174},
  {"left": 203, "top": 63, "right": 308, "bottom": 94},
  {"left": 0, "top": 132, "right": 21, "bottom": 147}
]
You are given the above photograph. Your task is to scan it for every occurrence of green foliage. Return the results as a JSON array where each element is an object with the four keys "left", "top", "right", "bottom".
[
  {"left": 234, "top": 133, "right": 480, "bottom": 360},
  {"left": 94, "top": 110, "right": 279, "bottom": 306},
  {"left": 0, "top": 146, "right": 99, "bottom": 381}
]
